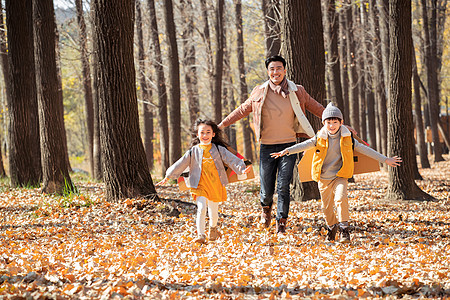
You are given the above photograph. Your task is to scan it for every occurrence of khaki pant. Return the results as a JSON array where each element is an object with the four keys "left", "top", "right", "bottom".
[{"left": 318, "top": 177, "right": 349, "bottom": 226}]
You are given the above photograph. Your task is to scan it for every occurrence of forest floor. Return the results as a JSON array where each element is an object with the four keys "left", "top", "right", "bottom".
[{"left": 0, "top": 155, "right": 449, "bottom": 299}]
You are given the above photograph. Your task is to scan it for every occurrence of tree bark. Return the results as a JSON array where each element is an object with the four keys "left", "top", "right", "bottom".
[
  {"left": 163, "top": 0, "right": 181, "bottom": 164},
  {"left": 6, "top": 0, "right": 42, "bottom": 187},
  {"left": 0, "top": 1, "right": 10, "bottom": 177},
  {"left": 262, "top": 0, "right": 281, "bottom": 57},
  {"left": 33, "top": 0, "right": 74, "bottom": 193},
  {"left": 213, "top": 0, "right": 225, "bottom": 123},
  {"left": 283, "top": 0, "right": 325, "bottom": 201},
  {"left": 386, "top": 0, "right": 433, "bottom": 201},
  {"left": 199, "top": 0, "right": 214, "bottom": 102},
  {"left": 136, "top": 0, "right": 154, "bottom": 171},
  {"left": 147, "top": 0, "right": 169, "bottom": 176},
  {"left": 420, "top": 0, "right": 444, "bottom": 162},
  {"left": 92, "top": 0, "right": 157, "bottom": 201},
  {"left": 181, "top": 0, "right": 199, "bottom": 128},
  {"left": 235, "top": 0, "right": 253, "bottom": 161},
  {"left": 338, "top": 5, "right": 350, "bottom": 122},
  {"left": 377, "top": 0, "right": 390, "bottom": 96},
  {"left": 76, "top": 0, "right": 94, "bottom": 176}
]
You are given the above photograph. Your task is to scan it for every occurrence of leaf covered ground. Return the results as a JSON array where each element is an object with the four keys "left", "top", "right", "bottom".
[{"left": 1, "top": 156, "right": 449, "bottom": 299}]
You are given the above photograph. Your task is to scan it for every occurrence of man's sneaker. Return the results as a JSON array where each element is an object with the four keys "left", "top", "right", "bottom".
[
  {"left": 339, "top": 227, "right": 351, "bottom": 243},
  {"left": 276, "top": 218, "right": 287, "bottom": 234},
  {"left": 209, "top": 227, "right": 222, "bottom": 241},
  {"left": 193, "top": 234, "right": 207, "bottom": 244},
  {"left": 326, "top": 224, "right": 339, "bottom": 241},
  {"left": 260, "top": 206, "right": 272, "bottom": 228}
]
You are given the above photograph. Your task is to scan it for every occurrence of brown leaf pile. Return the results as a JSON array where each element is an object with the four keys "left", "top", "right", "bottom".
[{"left": 1, "top": 156, "right": 449, "bottom": 299}]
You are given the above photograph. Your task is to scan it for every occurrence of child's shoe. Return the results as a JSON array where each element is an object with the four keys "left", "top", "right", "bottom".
[
  {"left": 339, "top": 227, "right": 351, "bottom": 243},
  {"left": 193, "top": 234, "right": 207, "bottom": 244},
  {"left": 209, "top": 227, "right": 222, "bottom": 241},
  {"left": 326, "top": 224, "right": 338, "bottom": 241}
]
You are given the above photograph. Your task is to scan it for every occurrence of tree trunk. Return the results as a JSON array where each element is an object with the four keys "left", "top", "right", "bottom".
[
  {"left": 420, "top": 0, "right": 444, "bottom": 162},
  {"left": 358, "top": 2, "right": 368, "bottom": 141},
  {"left": 377, "top": 0, "right": 390, "bottom": 97},
  {"left": 235, "top": 0, "right": 254, "bottom": 161},
  {"left": 147, "top": 0, "right": 169, "bottom": 176},
  {"left": 136, "top": 0, "right": 154, "bottom": 171},
  {"left": 386, "top": 0, "right": 433, "bottom": 201},
  {"left": 33, "top": 0, "right": 74, "bottom": 193},
  {"left": 6, "top": 0, "right": 42, "bottom": 187},
  {"left": 199, "top": 0, "right": 214, "bottom": 102},
  {"left": 346, "top": 1, "right": 360, "bottom": 134},
  {"left": 262, "top": 0, "right": 281, "bottom": 57},
  {"left": 76, "top": 0, "right": 94, "bottom": 176},
  {"left": 213, "top": 0, "right": 224, "bottom": 123},
  {"left": 338, "top": 5, "right": 350, "bottom": 122},
  {"left": 412, "top": 46, "right": 430, "bottom": 169},
  {"left": 369, "top": 0, "right": 387, "bottom": 155},
  {"left": 0, "top": 1, "right": 10, "bottom": 177},
  {"left": 92, "top": 0, "right": 157, "bottom": 201},
  {"left": 322, "top": 0, "right": 345, "bottom": 114},
  {"left": 181, "top": 0, "right": 199, "bottom": 128},
  {"left": 283, "top": 0, "right": 325, "bottom": 201},
  {"left": 163, "top": 0, "right": 181, "bottom": 164}
]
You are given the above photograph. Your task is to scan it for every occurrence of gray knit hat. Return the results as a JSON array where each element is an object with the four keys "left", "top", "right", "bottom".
[{"left": 322, "top": 102, "right": 343, "bottom": 122}]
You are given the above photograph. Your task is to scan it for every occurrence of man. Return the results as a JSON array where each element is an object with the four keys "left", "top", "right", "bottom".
[{"left": 218, "top": 55, "right": 325, "bottom": 234}]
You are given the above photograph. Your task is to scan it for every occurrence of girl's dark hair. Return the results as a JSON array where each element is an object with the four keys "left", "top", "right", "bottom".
[{"left": 191, "top": 119, "right": 228, "bottom": 148}]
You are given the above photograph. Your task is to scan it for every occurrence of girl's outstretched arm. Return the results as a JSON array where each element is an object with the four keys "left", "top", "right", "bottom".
[{"left": 156, "top": 177, "right": 169, "bottom": 186}]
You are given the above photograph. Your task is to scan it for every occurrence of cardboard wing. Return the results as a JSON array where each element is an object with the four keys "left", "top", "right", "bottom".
[{"left": 297, "top": 135, "right": 381, "bottom": 182}]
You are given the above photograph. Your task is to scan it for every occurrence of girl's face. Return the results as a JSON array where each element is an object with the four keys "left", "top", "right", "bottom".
[{"left": 197, "top": 123, "right": 215, "bottom": 144}]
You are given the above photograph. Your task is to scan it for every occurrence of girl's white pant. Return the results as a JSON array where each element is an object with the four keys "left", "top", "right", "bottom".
[{"left": 196, "top": 196, "right": 219, "bottom": 235}]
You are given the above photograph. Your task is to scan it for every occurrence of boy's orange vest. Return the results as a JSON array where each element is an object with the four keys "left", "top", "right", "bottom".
[{"left": 311, "top": 126, "right": 354, "bottom": 182}]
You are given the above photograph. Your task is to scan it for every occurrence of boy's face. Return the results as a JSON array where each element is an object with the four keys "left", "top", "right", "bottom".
[{"left": 323, "top": 119, "right": 343, "bottom": 135}]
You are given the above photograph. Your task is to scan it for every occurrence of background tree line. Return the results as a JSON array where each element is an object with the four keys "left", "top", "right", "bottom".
[{"left": 0, "top": 0, "right": 448, "bottom": 201}]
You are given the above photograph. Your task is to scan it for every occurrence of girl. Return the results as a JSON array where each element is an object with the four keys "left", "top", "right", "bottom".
[{"left": 156, "top": 119, "right": 250, "bottom": 244}]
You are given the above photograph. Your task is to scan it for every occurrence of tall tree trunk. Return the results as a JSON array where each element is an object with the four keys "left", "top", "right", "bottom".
[
  {"left": 262, "top": 0, "right": 281, "bottom": 57},
  {"left": 147, "top": 0, "right": 169, "bottom": 176},
  {"left": 412, "top": 47, "right": 431, "bottom": 169},
  {"left": 6, "top": 0, "right": 42, "bottom": 187},
  {"left": 323, "top": 0, "right": 345, "bottom": 114},
  {"left": 92, "top": 0, "right": 157, "bottom": 201},
  {"left": 369, "top": 0, "right": 387, "bottom": 155},
  {"left": 357, "top": 3, "right": 367, "bottom": 141},
  {"left": 386, "top": 0, "right": 432, "bottom": 201},
  {"left": 33, "top": 0, "right": 74, "bottom": 193},
  {"left": 163, "top": 0, "right": 181, "bottom": 164},
  {"left": 283, "top": 0, "right": 325, "bottom": 201},
  {"left": 377, "top": 0, "right": 390, "bottom": 97},
  {"left": 338, "top": 5, "right": 350, "bottom": 122},
  {"left": 136, "top": 0, "right": 153, "bottom": 171},
  {"left": 0, "top": 1, "right": 10, "bottom": 177},
  {"left": 235, "top": 0, "right": 253, "bottom": 161},
  {"left": 420, "top": 0, "right": 444, "bottom": 162},
  {"left": 76, "top": 0, "right": 94, "bottom": 176},
  {"left": 345, "top": 1, "right": 360, "bottom": 134},
  {"left": 199, "top": 0, "right": 214, "bottom": 102},
  {"left": 213, "top": 0, "right": 224, "bottom": 123},
  {"left": 181, "top": 0, "right": 199, "bottom": 128}
]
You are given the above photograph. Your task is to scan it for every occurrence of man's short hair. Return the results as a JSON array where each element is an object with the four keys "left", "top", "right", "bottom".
[{"left": 265, "top": 55, "right": 286, "bottom": 69}]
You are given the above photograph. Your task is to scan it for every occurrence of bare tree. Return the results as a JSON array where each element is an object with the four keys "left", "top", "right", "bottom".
[
  {"left": 199, "top": 0, "right": 214, "bottom": 101},
  {"left": 136, "top": 0, "right": 154, "bottom": 170},
  {"left": 147, "top": 0, "right": 169, "bottom": 176},
  {"left": 0, "top": 0, "right": 10, "bottom": 177},
  {"left": 386, "top": 0, "right": 433, "bottom": 201},
  {"left": 33, "top": 0, "right": 74, "bottom": 193},
  {"left": 338, "top": 5, "right": 350, "bottom": 122},
  {"left": 76, "top": 0, "right": 95, "bottom": 176},
  {"left": 235, "top": 0, "right": 253, "bottom": 161},
  {"left": 92, "top": 0, "right": 157, "bottom": 200},
  {"left": 213, "top": 0, "right": 225, "bottom": 123},
  {"left": 262, "top": 0, "right": 281, "bottom": 57}
]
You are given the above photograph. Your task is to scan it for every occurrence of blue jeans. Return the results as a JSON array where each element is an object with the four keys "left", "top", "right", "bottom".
[{"left": 259, "top": 142, "right": 297, "bottom": 220}]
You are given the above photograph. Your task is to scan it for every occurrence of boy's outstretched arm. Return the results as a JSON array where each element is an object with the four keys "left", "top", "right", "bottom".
[{"left": 385, "top": 156, "right": 402, "bottom": 167}]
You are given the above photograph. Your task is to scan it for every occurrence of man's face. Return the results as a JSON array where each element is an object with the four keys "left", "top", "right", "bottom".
[{"left": 267, "top": 61, "right": 286, "bottom": 85}]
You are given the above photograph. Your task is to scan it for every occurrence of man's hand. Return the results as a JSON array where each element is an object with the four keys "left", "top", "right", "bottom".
[
  {"left": 385, "top": 156, "right": 402, "bottom": 167},
  {"left": 270, "top": 149, "right": 288, "bottom": 158}
]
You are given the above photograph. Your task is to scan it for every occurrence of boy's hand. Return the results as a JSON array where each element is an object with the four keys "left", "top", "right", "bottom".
[
  {"left": 156, "top": 177, "right": 169, "bottom": 186},
  {"left": 270, "top": 149, "right": 288, "bottom": 158},
  {"left": 385, "top": 156, "right": 402, "bottom": 167},
  {"left": 244, "top": 166, "right": 252, "bottom": 174}
]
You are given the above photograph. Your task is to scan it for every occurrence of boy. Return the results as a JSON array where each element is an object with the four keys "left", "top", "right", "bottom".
[{"left": 270, "top": 103, "right": 402, "bottom": 243}]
